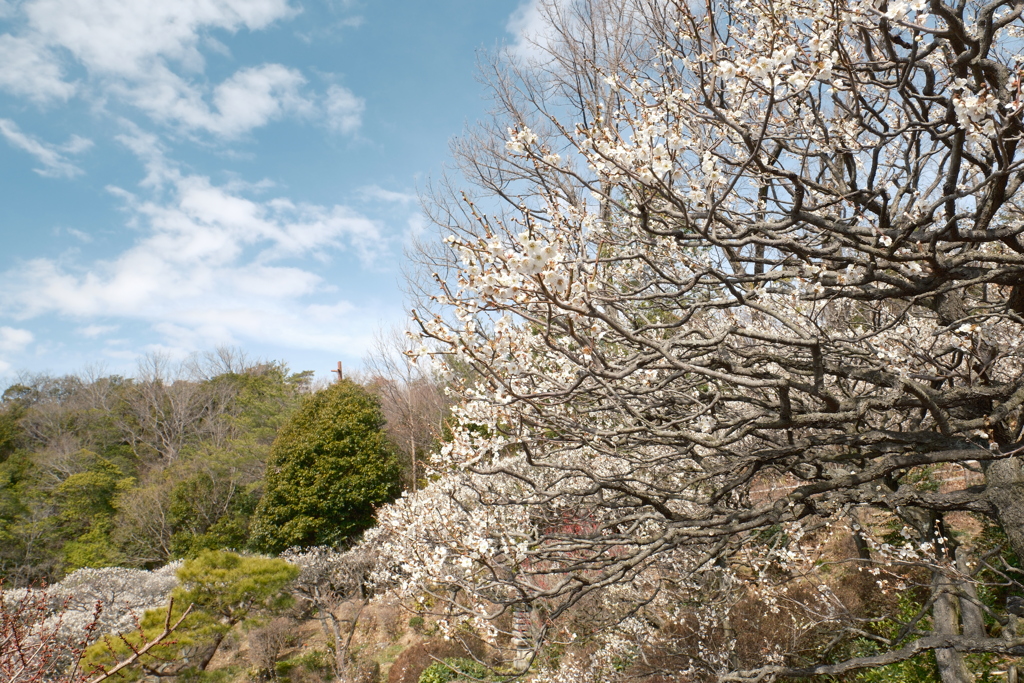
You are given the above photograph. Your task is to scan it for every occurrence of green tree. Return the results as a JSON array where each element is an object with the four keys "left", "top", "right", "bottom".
[
  {"left": 55, "top": 454, "right": 131, "bottom": 571},
  {"left": 0, "top": 357, "right": 311, "bottom": 583},
  {"left": 0, "top": 391, "right": 26, "bottom": 464},
  {"left": 113, "top": 363, "right": 308, "bottom": 567},
  {"left": 419, "top": 658, "right": 489, "bottom": 683},
  {"left": 83, "top": 550, "right": 299, "bottom": 679},
  {"left": 167, "top": 468, "right": 259, "bottom": 557},
  {"left": 250, "top": 380, "right": 401, "bottom": 553}
]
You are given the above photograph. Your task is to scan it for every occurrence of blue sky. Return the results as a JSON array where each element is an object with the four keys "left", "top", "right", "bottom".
[{"left": 0, "top": 0, "right": 546, "bottom": 381}]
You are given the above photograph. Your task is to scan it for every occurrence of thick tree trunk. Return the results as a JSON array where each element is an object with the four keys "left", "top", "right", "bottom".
[
  {"left": 196, "top": 631, "right": 227, "bottom": 672},
  {"left": 955, "top": 548, "right": 986, "bottom": 640},
  {"left": 985, "top": 457, "right": 1024, "bottom": 563},
  {"left": 933, "top": 572, "right": 975, "bottom": 683}
]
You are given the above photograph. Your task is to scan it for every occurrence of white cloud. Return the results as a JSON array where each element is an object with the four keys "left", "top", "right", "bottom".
[
  {"left": 324, "top": 84, "right": 365, "bottom": 135},
  {"left": 335, "top": 16, "right": 364, "bottom": 28},
  {"left": 1, "top": 145, "right": 392, "bottom": 357},
  {"left": 506, "top": 0, "right": 642, "bottom": 64},
  {"left": 119, "top": 63, "right": 314, "bottom": 137},
  {"left": 0, "top": 0, "right": 359, "bottom": 138},
  {"left": 146, "top": 302, "right": 376, "bottom": 354},
  {"left": 66, "top": 228, "right": 93, "bottom": 242},
  {"left": 77, "top": 324, "right": 119, "bottom": 338},
  {"left": 0, "top": 118, "right": 92, "bottom": 177},
  {"left": 306, "top": 301, "right": 356, "bottom": 320},
  {"left": 406, "top": 213, "right": 427, "bottom": 241},
  {"left": 213, "top": 65, "right": 314, "bottom": 129},
  {"left": 0, "top": 326, "right": 33, "bottom": 353},
  {"left": 0, "top": 34, "right": 76, "bottom": 102},
  {"left": 0, "top": 326, "right": 34, "bottom": 374},
  {"left": 507, "top": 0, "right": 559, "bottom": 60},
  {"left": 24, "top": 0, "right": 295, "bottom": 78},
  {"left": 358, "top": 185, "right": 416, "bottom": 204}
]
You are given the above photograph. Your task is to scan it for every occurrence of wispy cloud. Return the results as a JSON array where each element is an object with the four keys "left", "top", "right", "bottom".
[
  {"left": 0, "top": 34, "right": 76, "bottom": 103},
  {"left": 66, "top": 228, "right": 93, "bottom": 242},
  {"left": 0, "top": 326, "right": 33, "bottom": 374},
  {"left": 117, "top": 63, "right": 315, "bottom": 138},
  {"left": 0, "top": 142, "right": 392, "bottom": 357},
  {"left": 0, "top": 118, "right": 92, "bottom": 177},
  {"left": 25, "top": 0, "right": 296, "bottom": 77},
  {"left": 335, "top": 16, "right": 364, "bottom": 28},
  {"left": 507, "top": 0, "right": 559, "bottom": 60},
  {"left": 324, "top": 84, "right": 365, "bottom": 135},
  {"left": 0, "top": 326, "right": 33, "bottom": 353},
  {"left": 358, "top": 185, "right": 417, "bottom": 204},
  {"left": 77, "top": 324, "right": 119, "bottom": 338}
]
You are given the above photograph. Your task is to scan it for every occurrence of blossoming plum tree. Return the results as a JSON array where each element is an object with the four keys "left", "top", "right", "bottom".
[{"left": 376, "top": 0, "right": 1024, "bottom": 680}]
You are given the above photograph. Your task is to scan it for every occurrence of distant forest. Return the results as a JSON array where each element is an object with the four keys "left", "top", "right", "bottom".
[{"left": 0, "top": 346, "right": 444, "bottom": 585}]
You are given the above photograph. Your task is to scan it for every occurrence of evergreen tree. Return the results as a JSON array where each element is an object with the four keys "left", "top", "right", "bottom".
[
  {"left": 81, "top": 550, "right": 299, "bottom": 679},
  {"left": 250, "top": 379, "right": 400, "bottom": 553}
]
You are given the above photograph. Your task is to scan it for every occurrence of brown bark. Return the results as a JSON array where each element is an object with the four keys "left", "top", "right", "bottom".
[
  {"left": 955, "top": 548, "right": 986, "bottom": 640},
  {"left": 933, "top": 572, "right": 975, "bottom": 683},
  {"left": 985, "top": 457, "right": 1024, "bottom": 563},
  {"left": 196, "top": 631, "right": 226, "bottom": 672}
]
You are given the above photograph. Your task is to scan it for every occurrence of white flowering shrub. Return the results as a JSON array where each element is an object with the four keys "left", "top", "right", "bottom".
[
  {"left": 48, "top": 564, "right": 181, "bottom": 641},
  {"left": 384, "top": 0, "right": 1024, "bottom": 679},
  {"left": 0, "top": 564, "right": 180, "bottom": 682}
]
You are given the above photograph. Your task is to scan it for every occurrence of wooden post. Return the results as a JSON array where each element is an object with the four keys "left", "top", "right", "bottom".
[{"left": 332, "top": 361, "right": 343, "bottom": 382}]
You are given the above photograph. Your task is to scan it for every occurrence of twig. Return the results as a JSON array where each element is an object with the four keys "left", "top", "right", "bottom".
[{"left": 86, "top": 599, "right": 194, "bottom": 683}]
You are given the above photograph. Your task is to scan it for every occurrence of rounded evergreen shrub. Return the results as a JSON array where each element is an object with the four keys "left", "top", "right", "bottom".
[{"left": 250, "top": 380, "right": 401, "bottom": 553}]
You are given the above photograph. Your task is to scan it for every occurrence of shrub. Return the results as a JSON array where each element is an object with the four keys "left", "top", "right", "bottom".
[
  {"left": 275, "top": 649, "right": 334, "bottom": 683},
  {"left": 418, "top": 658, "right": 488, "bottom": 683},
  {"left": 388, "top": 638, "right": 486, "bottom": 683},
  {"left": 250, "top": 380, "right": 401, "bottom": 553},
  {"left": 82, "top": 551, "right": 299, "bottom": 678}
]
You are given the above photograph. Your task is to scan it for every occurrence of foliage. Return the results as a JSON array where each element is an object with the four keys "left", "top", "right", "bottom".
[
  {"left": 0, "top": 353, "right": 310, "bottom": 583},
  {"left": 173, "top": 550, "right": 298, "bottom": 624},
  {"left": 389, "top": 639, "right": 489, "bottom": 683},
  {"left": 275, "top": 649, "right": 334, "bottom": 682},
  {"left": 0, "top": 392, "right": 25, "bottom": 463},
  {"left": 168, "top": 468, "right": 260, "bottom": 558},
  {"left": 850, "top": 593, "right": 942, "bottom": 683},
  {"left": 82, "top": 551, "right": 298, "bottom": 679},
  {"left": 56, "top": 456, "right": 132, "bottom": 571},
  {"left": 250, "top": 379, "right": 402, "bottom": 553},
  {"left": 418, "top": 658, "right": 489, "bottom": 683}
]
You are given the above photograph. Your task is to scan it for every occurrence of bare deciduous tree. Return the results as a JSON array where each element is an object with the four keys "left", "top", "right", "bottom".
[
  {"left": 283, "top": 545, "right": 379, "bottom": 679},
  {"left": 364, "top": 327, "right": 448, "bottom": 490},
  {"left": 116, "top": 354, "right": 231, "bottom": 463}
]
